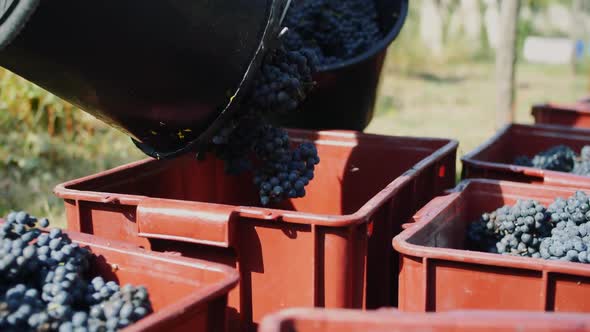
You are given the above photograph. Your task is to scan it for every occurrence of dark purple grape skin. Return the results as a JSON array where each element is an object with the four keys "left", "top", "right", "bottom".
[
  {"left": 466, "top": 191, "right": 590, "bottom": 264},
  {"left": 0, "top": 211, "right": 153, "bottom": 331},
  {"left": 207, "top": 1, "right": 391, "bottom": 207},
  {"left": 283, "top": 0, "right": 382, "bottom": 66},
  {"left": 514, "top": 144, "right": 590, "bottom": 176}
]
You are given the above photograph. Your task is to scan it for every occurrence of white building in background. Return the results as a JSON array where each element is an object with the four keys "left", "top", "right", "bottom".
[
  {"left": 419, "top": 0, "right": 443, "bottom": 57},
  {"left": 523, "top": 37, "right": 574, "bottom": 65},
  {"left": 483, "top": 0, "right": 500, "bottom": 50}
]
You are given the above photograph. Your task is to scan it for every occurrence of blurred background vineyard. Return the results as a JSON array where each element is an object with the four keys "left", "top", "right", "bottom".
[
  {"left": 0, "top": 71, "right": 143, "bottom": 221},
  {"left": 1, "top": 0, "right": 589, "bottom": 224}
]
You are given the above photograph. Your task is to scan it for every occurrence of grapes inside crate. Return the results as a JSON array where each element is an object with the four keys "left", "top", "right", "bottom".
[
  {"left": 394, "top": 179, "right": 590, "bottom": 313},
  {"left": 0, "top": 212, "right": 238, "bottom": 332}
]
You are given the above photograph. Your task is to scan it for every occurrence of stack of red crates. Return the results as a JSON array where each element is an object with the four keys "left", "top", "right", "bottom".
[{"left": 51, "top": 98, "right": 590, "bottom": 330}]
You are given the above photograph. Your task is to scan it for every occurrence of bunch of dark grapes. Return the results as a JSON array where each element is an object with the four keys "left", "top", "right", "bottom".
[
  {"left": 466, "top": 207, "right": 505, "bottom": 253},
  {"left": 252, "top": 125, "right": 319, "bottom": 205},
  {"left": 247, "top": 31, "right": 318, "bottom": 114},
  {"left": 466, "top": 191, "right": 590, "bottom": 264},
  {"left": 466, "top": 200, "right": 550, "bottom": 257},
  {"left": 537, "top": 191, "right": 590, "bottom": 262},
  {"left": 513, "top": 144, "right": 590, "bottom": 176},
  {"left": 514, "top": 145, "right": 576, "bottom": 172},
  {"left": 207, "top": 26, "right": 321, "bottom": 206},
  {"left": 79, "top": 278, "right": 152, "bottom": 331},
  {"left": 539, "top": 221, "right": 590, "bottom": 263},
  {"left": 206, "top": 0, "right": 390, "bottom": 205},
  {"left": 493, "top": 200, "right": 550, "bottom": 257},
  {"left": 514, "top": 155, "right": 533, "bottom": 167},
  {"left": 210, "top": 120, "right": 257, "bottom": 175},
  {"left": 210, "top": 115, "right": 319, "bottom": 206},
  {"left": 201, "top": 0, "right": 384, "bottom": 200},
  {"left": 573, "top": 162, "right": 590, "bottom": 176},
  {"left": 0, "top": 211, "right": 152, "bottom": 331},
  {"left": 284, "top": 0, "right": 382, "bottom": 65},
  {"left": 573, "top": 146, "right": 590, "bottom": 176},
  {"left": 546, "top": 191, "right": 590, "bottom": 226}
]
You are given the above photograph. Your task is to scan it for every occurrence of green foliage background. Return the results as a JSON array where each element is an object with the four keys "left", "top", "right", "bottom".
[{"left": 0, "top": 69, "right": 142, "bottom": 222}]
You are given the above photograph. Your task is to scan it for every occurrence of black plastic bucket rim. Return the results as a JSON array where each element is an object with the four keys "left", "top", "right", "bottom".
[
  {"left": 315, "top": 0, "right": 409, "bottom": 72},
  {"left": 0, "top": 0, "right": 292, "bottom": 161},
  {"left": 132, "top": 0, "right": 408, "bottom": 159},
  {"left": 0, "top": 0, "right": 39, "bottom": 50},
  {"left": 270, "top": 0, "right": 410, "bottom": 132},
  {"left": 134, "top": 0, "right": 409, "bottom": 159},
  {"left": 132, "top": 0, "right": 292, "bottom": 160}
]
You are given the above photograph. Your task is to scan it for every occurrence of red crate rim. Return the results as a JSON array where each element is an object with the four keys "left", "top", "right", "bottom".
[
  {"left": 392, "top": 178, "right": 590, "bottom": 276},
  {"left": 53, "top": 129, "right": 458, "bottom": 228},
  {"left": 533, "top": 102, "right": 590, "bottom": 115},
  {"left": 259, "top": 307, "right": 590, "bottom": 331},
  {"left": 461, "top": 123, "right": 590, "bottom": 186},
  {"left": 0, "top": 220, "right": 240, "bottom": 332}
]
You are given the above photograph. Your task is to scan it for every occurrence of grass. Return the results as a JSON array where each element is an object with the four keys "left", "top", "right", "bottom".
[
  {"left": 0, "top": 124, "right": 143, "bottom": 228},
  {"left": 367, "top": 55, "right": 587, "bottom": 168}
]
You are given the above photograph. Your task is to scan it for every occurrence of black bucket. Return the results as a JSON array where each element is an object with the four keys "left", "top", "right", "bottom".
[
  {"left": 0, "top": 0, "right": 291, "bottom": 159},
  {"left": 274, "top": 0, "right": 409, "bottom": 131}
]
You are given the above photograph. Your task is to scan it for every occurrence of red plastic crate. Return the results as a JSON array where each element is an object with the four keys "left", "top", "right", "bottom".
[
  {"left": 0, "top": 223, "right": 239, "bottom": 332},
  {"left": 53, "top": 129, "right": 458, "bottom": 330},
  {"left": 462, "top": 123, "right": 590, "bottom": 188},
  {"left": 393, "top": 179, "right": 590, "bottom": 312},
  {"left": 259, "top": 308, "right": 590, "bottom": 332},
  {"left": 533, "top": 102, "right": 590, "bottom": 128}
]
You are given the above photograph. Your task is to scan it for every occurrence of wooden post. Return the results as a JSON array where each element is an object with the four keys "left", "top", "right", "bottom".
[
  {"left": 572, "top": 0, "right": 583, "bottom": 74},
  {"left": 495, "top": 0, "right": 521, "bottom": 129},
  {"left": 420, "top": 0, "right": 443, "bottom": 58}
]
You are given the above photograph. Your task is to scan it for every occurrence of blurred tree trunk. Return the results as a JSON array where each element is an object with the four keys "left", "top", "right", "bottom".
[
  {"left": 496, "top": 0, "right": 520, "bottom": 129},
  {"left": 420, "top": 0, "right": 443, "bottom": 57},
  {"left": 484, "top": 0, "right": 500, "bottom": 50},
  {"left": 571, "top": 0, "right": 583, "bottom": 71},
  {"left": 460, "top": 0, "right": 482, "bottom": 49}
]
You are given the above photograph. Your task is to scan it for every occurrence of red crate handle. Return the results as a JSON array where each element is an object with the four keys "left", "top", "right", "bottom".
[
  {"left": 401, "top": 192, "right": 460, "bottom": 229},
  {"left": 137, "top": 198, "right": 236, "bottom": 248},
  {"left": 517, "top": 165, "right": 545, "bottom": 179}
]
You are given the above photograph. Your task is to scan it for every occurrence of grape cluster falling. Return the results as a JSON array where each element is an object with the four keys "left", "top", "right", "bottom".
[{"left": 210, "top": 0, "right": 382, "bottom": 205}]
